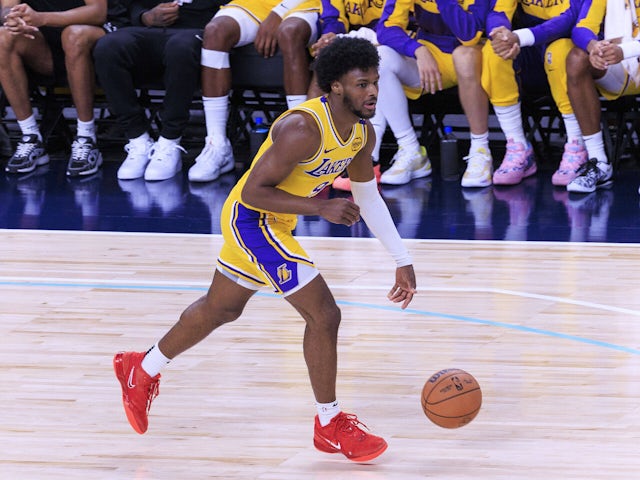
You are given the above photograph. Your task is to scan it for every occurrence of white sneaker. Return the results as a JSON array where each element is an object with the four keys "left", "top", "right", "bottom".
[
  {"left": 461, "top": 148, "right": 493, "bottom": 188},
  {"left": 380, "top": 146, "right": 431, "bottom": 185},
  {"left": 117, "top": 138, "right": 154, "bottom": 180},
  {"left": 188, "top": 138, "right": 235, "bottom": 183},
  {"left": 144, "top": 141, "right": 185, "bottom": 181}
]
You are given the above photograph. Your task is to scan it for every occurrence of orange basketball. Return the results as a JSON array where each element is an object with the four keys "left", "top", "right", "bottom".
[{"left": 421, "top": 368, "right": 482, "bottom": 428}]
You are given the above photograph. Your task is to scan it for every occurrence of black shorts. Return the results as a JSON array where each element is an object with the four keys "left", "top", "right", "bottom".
[{"left": 38, "top": 26, "right": 67, "bottom": 84}]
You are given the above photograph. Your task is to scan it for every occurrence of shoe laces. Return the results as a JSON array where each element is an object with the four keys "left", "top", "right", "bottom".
[
  {"left": 71, "top": 138, "right": 94, "bottom": 163},
  {"left": 150, "top": 142, "right": 186, "bottom": 160},
  {"left": 463, "top": 149, "right": 490, "bottom": 174},
  {"left": 14, "top": 137, "right": 39, "bottom": 157},
  {"left": 572, "top": 159, "right": 600, "bottom": 185},
  {"left": 144, "top": 377, "right": 160, "bottom": 415},
  {"left": 334, "top": 413, "right": 369, "bottom": 439},
  {"left": 125, "top": 139, "right": 153, "bottom": 157}
]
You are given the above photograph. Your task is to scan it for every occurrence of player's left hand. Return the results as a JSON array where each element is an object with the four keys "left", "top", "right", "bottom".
[
  {"left": 388, "top": 265, "right": 417, "bottom": 310},
  {"left": 255, "top": 12, "right": 281, "bottom": 58}
]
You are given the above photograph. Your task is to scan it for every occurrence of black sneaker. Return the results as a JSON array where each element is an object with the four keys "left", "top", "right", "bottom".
[
  {"left": 566, "top": 159, "right": 613, "bottom": 194},
  {"left": 5, "top": 134, "right": 49, "bottom": 173},
  {"left": 66, "top": 136, "right": 103, "bottom": 177}
]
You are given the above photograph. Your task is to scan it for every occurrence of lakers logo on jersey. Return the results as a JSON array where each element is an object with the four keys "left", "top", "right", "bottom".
[
  {"left": 277, "top": 263, "right": 292, "bottom": 284},
  {"left": 307, "top": 157, "right": 353, "bottom": 177}
]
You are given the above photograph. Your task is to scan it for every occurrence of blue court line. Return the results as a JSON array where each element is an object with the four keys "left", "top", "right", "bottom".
[{"left": 3, "top": 279, "right": 639, "bottom": 356}]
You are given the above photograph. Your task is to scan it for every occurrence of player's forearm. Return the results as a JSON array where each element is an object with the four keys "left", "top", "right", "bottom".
[
  {"left": 241, "top": 186, "right": 324, "bottom": 217},
  {"left": 36, "top": 4, "right": 106, "bottom": 28},
  {"left": 351, "top": 178, "right": 412, "bottom": 267}
]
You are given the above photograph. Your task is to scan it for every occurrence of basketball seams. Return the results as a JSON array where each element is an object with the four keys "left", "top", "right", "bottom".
[{"left": 421, "top": 368, "right": 482, "bottom": 428}]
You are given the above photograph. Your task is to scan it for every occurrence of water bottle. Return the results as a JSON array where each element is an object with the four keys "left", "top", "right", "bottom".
[
  {"left": 440, "top": 126, "right": 460, "bottom": 181},
  {"left": 249, "top": 116, "right": 269, "bottom": 161}
]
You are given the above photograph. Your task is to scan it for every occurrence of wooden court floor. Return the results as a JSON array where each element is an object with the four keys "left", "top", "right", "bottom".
[{"left": 1, "top": 229, "right": 640, "bottom": 479}]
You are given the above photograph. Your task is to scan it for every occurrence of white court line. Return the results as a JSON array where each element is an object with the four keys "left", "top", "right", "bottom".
[{"left": 2, "top": 276, "right": 639, "bottom": 317}]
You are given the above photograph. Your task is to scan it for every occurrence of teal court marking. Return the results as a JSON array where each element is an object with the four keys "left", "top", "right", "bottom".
[{"left": 2, "top": 278, "right": 640, "bottom": 356}]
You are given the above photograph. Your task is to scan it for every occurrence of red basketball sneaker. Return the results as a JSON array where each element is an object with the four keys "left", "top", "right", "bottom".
[
  {"left": 313, "top": 412, "right": 388, "bottom": 462},
  {"left": 113, "top": 351, "right": 160, "bottom": 434}
]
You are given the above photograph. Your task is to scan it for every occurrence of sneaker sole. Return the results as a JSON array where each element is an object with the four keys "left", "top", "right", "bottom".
[
  {"left": 313, "top": 436, "right": 388, "bottom": 462},
  {"left": 380, "top": 166, "right": 432, "bottom": 186},
  {"left": 493, "top": 163, "right": 537, "bottom": 186},
  {"left": 113, "top": 353, "right": 147, "bottom": 435},
  {"left": 461, "top": 176, "right": 492, "bottom": 188},
  {"left": 188, "top": 159, "right": 235, "bottom": 183},
  {"left": 67, "top": 154, "right": 103, "bottom": 177},
  {"left": 5, "top": 154, "right": 50, "bottom": 174},
  {"left": 567, "top": 178, "right": 613, "bottom": 194}
]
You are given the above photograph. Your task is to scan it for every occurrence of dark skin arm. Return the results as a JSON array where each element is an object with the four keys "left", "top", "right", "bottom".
[
  {"left": 254, "top": 11, "right": 281, "bottom": 58},
  {"left": 141, "top": 1, "right": 179, "bottom": 27},
  {"left": 241, "top": 111, "right": 361, "bottom": 226}
]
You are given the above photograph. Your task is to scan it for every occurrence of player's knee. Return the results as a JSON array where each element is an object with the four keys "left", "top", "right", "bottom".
[
  {"left": 318, "top": 304, "right": 341, "bottom": 334},
  {"left": 202, "top": 17, "right": 237, "bottom": 51},
  {"left": 566, "top": 47, "right": 589, "bottom": 78},
  {"left": 452, "top": 45, "right": 479, "bottom": 79},
  {"left": 277, "top": 19, "right": 310, "bottom": 53},
  {"left": 61, "top": 25, "right": 94, "bottom": 57},
  {"left": 0, "top": 27, "right": 17, "bottom": 52}
]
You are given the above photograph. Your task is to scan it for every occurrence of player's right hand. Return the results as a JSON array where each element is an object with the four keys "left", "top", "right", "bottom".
[
  {"left": 144, "top": 2, "right": 179, "bottom": 27},
  {"left": 319, "top": 198, "right": 360, "bottom": 226}
]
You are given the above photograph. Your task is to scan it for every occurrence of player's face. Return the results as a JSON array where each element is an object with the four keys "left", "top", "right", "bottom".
[{"left": 340, "top": 68, "right": 379, "bottom": 119}]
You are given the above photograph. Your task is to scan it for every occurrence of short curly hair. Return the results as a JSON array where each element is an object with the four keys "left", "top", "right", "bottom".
[{"left": 315, "top": 37, "right": 380, "bottom": 93}]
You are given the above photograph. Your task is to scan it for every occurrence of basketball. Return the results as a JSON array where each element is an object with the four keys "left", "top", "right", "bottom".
[{"left": 421, "top": 368, "right": 482, "bottom": 428}]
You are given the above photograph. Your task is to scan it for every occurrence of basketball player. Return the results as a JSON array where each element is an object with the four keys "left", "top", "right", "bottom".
[
  {"left": 376, "top": 0, "right": 493, "bottom": 189},
  {"left": 113, "top": 37, "right": 417, "bottom": 463},
  {"left": 188, "top": 0, "right": 321, "bottom": 183},
  {"left": 566, "top": 0, "right": 640, "bottom": 194},
  {"left": 483, "top": 0, "right": 584, "bottom": 187},
  {"left": 311, "top": 0, "right": 431, "bottom": 190}
]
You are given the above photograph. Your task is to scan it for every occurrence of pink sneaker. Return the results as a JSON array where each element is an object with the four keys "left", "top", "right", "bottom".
[
  {"left": 493, "top": 140, "right": 537, "bottom": 185},
  {"left": 551, "top": 140, "right": 588, "bottom": 186}
]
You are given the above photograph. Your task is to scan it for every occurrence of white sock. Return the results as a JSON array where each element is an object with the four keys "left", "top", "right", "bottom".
[
  {"left": 583, "top": 131, "right": 608, "bottom": 164},
  {"left": 469, "top": 131, "right": 489, "bottom": 153},
  {"left": 286, "top": 95, "right": 307, "bottom": 109},
  {"left": 396, "top": 127, "right": 420, "bottom": 153},
  {"left": 494, "top": 103, "right": 527, "bottom": 145},
  {"left": 316, "top": 400, "right": 340, "bottom": 427},
  {"left": 562, "top": 113, "right": 583, "bottom": 145},
  {"left": 18, "top": 114, "right": 41, "bottom": 141},
  {"left": 203, "top": 95, "right": 229, "bottom": 145},
  {"left": 77, "top": 119, "right": 96, "bottom": 141},
  {"left": 141, "top": 343, "right": 171, "bottom": 377}
]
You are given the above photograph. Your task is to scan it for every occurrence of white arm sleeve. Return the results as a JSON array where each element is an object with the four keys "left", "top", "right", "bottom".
[
  {"left": 350, "top": 178, "right": 412, "bottom": 267},
  {"left": 272, "top": 0, "right": 306, "bottom": 18}
]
